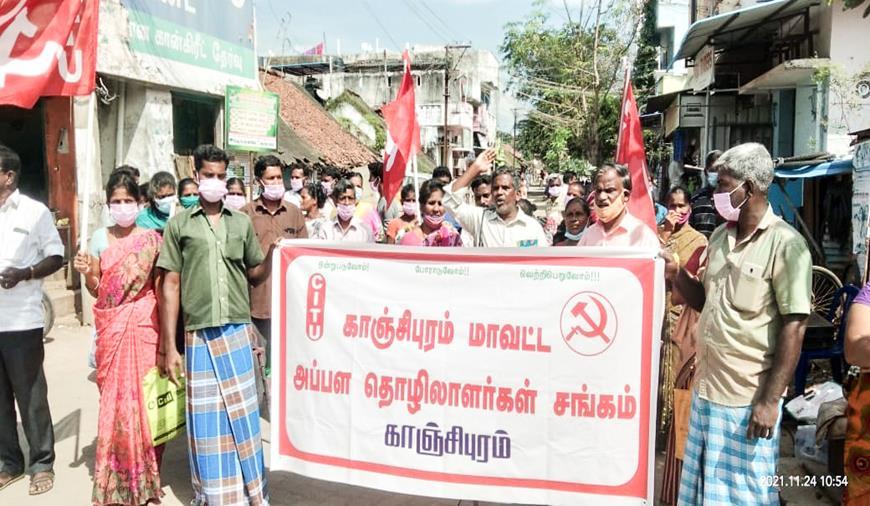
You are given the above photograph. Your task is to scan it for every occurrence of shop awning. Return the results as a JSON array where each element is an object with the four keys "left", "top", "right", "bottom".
[
  {"left": 740, "top": 58, "right": 829, "bottom": 94},
  {"left": 673, "top": 0, "right": 820, "bottom": 62},
  {"left": 643, "top": 90, "right": 689, "bottom": 114},
  {"left": 775, "top": 158, "right": 853, "bottom": 178}
]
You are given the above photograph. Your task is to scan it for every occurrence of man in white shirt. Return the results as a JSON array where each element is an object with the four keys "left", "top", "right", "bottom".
[
  {"left": 0, "top": 145, "right": 64, "bottom": 495},
  {"left": 316, "top": 179, "right": 374, "bottom": 243},
  {"left": 578, "top": 163, "right": 660, "bottom": 248},
  {"left": 444, "top": 149, "right": 547, "bottom": 248},
  {"left": 283, "top": 162, "right": 309, "bottom": 208}
]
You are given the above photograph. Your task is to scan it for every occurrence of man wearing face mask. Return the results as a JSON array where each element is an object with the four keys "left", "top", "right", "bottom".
[
  {"left": 543, "top": 174, "right": 565, "bottom": 244},
  {"left": 315, "top": 179, "right": 374, "bottom": 242},
  {"left": 283, "top": 163, "right": 309, "bottom": 208},
  {"left": 690, "top": 150, "right": 723, "bottom": 238},
  {"left": 665, "top": 143, "right": 811, "bottom": 506},
  {"left": 0, "top": 145, "right": 65, "bottom": 496},
  {"left": 319, "top": 165, "right": 340, "bottom": 219},
  {"left": 577, "top": 164, "right": 660, "bottom": 248},
  {"left": 136, "top": 171, "right": 177, "bottom": 232},
  {"left": 242, "top": 155, "right": 307, "bottom": 374},
  {"left": 444, "top": 149, "right": 547, "bottom": 248},
  {"left": 157, "top": 144, "right": 275, "bottom": 505}
]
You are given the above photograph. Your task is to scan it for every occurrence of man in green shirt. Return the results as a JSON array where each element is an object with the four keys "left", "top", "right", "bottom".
[
  {"left": 665, "top": 143, "right": 811, "bottom": 505},
  {"left": 157, "top": 145, "right": 275, "bottom": 505}
]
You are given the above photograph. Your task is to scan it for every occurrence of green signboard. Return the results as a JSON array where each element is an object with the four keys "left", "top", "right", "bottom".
[{"left": 225, "top": 86, "right": 279, "bottom": 152}]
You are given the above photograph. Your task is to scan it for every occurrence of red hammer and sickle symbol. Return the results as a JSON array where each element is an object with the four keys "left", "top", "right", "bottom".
[{"left": 566, "top": 296, "right": 610, "bottom": 343}]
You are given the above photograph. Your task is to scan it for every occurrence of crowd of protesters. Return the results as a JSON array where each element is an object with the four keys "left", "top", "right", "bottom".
[{"left": 2, "top": 139, "right": 869, "bottom": 505}]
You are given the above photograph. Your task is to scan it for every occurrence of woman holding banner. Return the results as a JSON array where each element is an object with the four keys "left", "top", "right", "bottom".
[
  {"left": 74, "top": 171, "right": 164, "bottom": 506},
  {"left": 400, "top": 181, "right": 462, "bottom": 247}
]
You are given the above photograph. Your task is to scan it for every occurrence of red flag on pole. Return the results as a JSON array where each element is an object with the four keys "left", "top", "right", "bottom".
[
  {"left": 381, "top": 50, "right": 420, "bottom": 203},
  {"left": 0, "top": 0, "right": 99, "bottom": 109},
  {"left": 615, "top": 78, "right": 657, "bottom": 233},
  {"left": 303, "top": 42, "right": 324, "bottom": 56}
]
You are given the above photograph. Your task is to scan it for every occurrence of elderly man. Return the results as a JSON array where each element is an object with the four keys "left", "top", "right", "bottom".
[
  {"left": 578, "top": 163, "right": 660, "bottom": 248},
  {"left": 444, "top": 149, "right": 547, "bottom": 248},
  {"left": 0, "top": 145, "right": 64, "bottom": 496},
  {"left": 666, "top": 143, "right": 811, "bottom": 505},
  {"left": 316, "top": 180, "right": 374, "bottom": 243}
]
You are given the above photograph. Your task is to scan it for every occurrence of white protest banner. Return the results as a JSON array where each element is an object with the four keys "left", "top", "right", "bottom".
[{"left": 272, "top": 243, "right": 664, "bottom": 505}]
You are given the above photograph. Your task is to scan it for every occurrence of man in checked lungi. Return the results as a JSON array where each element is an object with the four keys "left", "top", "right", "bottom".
[
  {"left": 665, "top": 143, "right": 811, "bottom": 505},
  {"left": 157, "top": 144, "right": 278, "bottom": 505}
]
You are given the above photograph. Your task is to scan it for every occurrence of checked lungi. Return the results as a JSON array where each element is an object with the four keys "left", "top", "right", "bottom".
[
  {"left": 678, "top": 392, "right": 781, "bottom": 506},
  {"left": 186, "top": 324, "right": 269, "bottom": 505}
]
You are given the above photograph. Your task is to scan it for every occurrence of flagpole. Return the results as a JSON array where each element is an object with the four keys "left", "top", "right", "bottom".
[
  {"left": 616, "top": 57, "right": 630, "bottom": 157},
  {"left": 80, "top": 93, "right": 95, "bottom": 252},
  {"left": 412, "top": 155, "right": 419, "bottom": 214}
]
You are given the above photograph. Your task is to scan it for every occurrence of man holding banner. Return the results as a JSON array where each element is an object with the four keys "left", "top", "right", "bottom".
[{"left": 667, "top": 143, "right": 811, "bottom": 505}]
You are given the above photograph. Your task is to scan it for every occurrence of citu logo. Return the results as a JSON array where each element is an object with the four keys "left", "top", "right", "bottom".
[{"left": 305, "top": 274, "right": 326, "bottom": 341}]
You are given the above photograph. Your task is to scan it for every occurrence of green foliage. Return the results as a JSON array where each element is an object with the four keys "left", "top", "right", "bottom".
[
  {"left": 634, "top": 0, "right": 659, "bottom": 106},
  {"left": 326, "top": 91, "right": 387, "bottom": 151},
  {"left": 501, "top": 0, "right": 640, "bottom": 167}
]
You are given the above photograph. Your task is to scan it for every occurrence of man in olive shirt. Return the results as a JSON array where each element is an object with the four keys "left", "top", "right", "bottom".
[
  {"left": 666, "top": 143, "right": 811, "bottom": 505},
  {"left": 157, "top": 145, "right": 275, "bottom": 505},
  {"left": 242, "top": 155, "right": 307, "bottom": 374}
]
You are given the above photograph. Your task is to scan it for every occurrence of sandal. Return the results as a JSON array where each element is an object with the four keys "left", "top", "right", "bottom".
[
  {"left": 28, "top": 471, "right": 53, "bottom": 496},
  {"left": 0, "top": 472, "right": 24, "bottom": 491}
]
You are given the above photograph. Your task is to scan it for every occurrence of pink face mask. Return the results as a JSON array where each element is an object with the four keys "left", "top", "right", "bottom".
[
  {"left": 677, "top": 209, "right": 691, "bottom": 225},
  {"left": 261, "top": 184, "right": 285, "bottom": 201},
  {"left": 713, "top": 184, "right": 747, "bottom": 222},
  {"left": 547, "top": 186, "right": 561, "bottom": 198},
  {"left": 290, "top": 179, "right": 304, "bottom": 192},
  {"left": 424, "top": 213, "right": 444, "bottom": 228},
  {"left": 402, "top": 202, "right": 417, "bottom": 217},
  {"left": 337, "top": 203, "right": 355, "bottom": 221},
  {"left": 224, "top": 195, "right": 246, "bottom": 210},
  {"left": 198, "top": 177, "right": 228, "bottom": 203},
  {"left": 109, "top": 202, "right": 139, "bottom": 228}
]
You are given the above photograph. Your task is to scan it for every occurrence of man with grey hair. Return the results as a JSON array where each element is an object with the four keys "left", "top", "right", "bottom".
[
  {"left": 665, "top": 142, "right": 811, "bottom": 505},
  {"left": 578, "top": 163, "right": 659, "bottom": 248},
  {"left": 443, "top": 148, "right": 547, "bottom": 247}
]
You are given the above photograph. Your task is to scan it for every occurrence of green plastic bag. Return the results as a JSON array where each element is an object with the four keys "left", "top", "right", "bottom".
[{"left": 142, "top": 366, "right": 186, "bottom": 446}]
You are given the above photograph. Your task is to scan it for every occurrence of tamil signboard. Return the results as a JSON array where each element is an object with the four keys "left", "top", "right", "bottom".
[
  {"left": 225, "top": 86, "right": 279, "bottom": 151},
  {"left": 688, "top": 45, "right": 715, "bottom": 92},
  {"left": 97, "top": 0, "right": 258, "bottom": 95},
  {"left": 272, "top": 243, "right": 664, "bottom": 504}
]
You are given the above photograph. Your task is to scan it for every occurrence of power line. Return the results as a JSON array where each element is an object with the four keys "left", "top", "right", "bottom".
[
  {"left": 403, "top": 0, "right": 450, "bottom": 43},
  {"left": 416, "top": 0, "right": 459, "bottom": 41},
  {"left": 361, "top": 0, "right": 402, "bottom": 51}
]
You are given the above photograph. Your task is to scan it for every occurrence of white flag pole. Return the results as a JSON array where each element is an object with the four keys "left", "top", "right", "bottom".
[
  {"left": 412, "top": 154, "right": 419, "bottom": 212},
  {"left": 79, "top": 93, "right": 95, "bottom": 252}
]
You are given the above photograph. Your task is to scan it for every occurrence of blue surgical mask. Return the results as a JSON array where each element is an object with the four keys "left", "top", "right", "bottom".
[
  {"left": 565, "top": 229, "right": 585, "bottom": 241},
  {"left": 155, "top": 196, "right": 176, "bottom": 215},
  {"left": 707, "top": 172, "right": 719, "bottom": 188}
]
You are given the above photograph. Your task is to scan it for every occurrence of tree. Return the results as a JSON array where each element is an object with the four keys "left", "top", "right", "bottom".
[
  {"left": 501, "top": 0, "right": 642, "bottom": 168},
  {"left": 634, "top": 0, "right": 659, "bottom": 106}
]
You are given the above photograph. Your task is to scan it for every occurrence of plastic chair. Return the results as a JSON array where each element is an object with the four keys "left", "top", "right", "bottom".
[{"left": 793, "top": 284, "right": 860, "bottom": 396}]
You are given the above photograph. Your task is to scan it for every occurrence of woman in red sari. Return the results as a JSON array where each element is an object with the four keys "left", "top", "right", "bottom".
[{"left": 74, "top": 171, "right": 163, "bottom": 505}]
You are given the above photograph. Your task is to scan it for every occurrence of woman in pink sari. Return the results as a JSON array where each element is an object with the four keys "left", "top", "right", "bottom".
[
  {"left": 74, "top": 171, "right": 163, "bottom": 505},
  {"left": 399, "top": 181, "right": 462, "bottom": 247}
]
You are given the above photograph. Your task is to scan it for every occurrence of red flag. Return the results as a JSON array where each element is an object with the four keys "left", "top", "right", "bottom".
[
  {"left": 381, "top": 50, "right": 420, "bottom": 203},
  {"left": 303, "top": 42, "right": 324, "bottom": 56},
  {"left": 0, "top": 0, "right": 98, "bottom": 109},
  {"left": 615, "top": 79, "right": 656, "bottom": 232}
]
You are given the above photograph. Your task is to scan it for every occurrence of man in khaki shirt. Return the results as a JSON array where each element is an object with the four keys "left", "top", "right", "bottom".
[{"left": 665, "top": 143, "right": 811, "bottom": 505}]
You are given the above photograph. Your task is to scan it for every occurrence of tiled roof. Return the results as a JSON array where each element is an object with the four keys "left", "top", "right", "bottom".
[{"left": 262, "top": 71, "right": 377, "bottom": 168}]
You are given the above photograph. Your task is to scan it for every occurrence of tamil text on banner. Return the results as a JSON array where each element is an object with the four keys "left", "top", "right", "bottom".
[
  {"left": 272, "top": 244, "right": 664, "bottom": 505},
  {"left": 97, "top": 0, "right": 257, "bottom": 95},
  {"left": 0, "top": 0, "right": 99, "bottom": 108},
  {"left": 225, "top": 85, "right": 279, "bottom": 152}
]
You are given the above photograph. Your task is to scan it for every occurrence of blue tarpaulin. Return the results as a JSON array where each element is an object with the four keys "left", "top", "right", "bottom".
[{"left": 774, "top": 158, "right": 853, "bottom": 179}]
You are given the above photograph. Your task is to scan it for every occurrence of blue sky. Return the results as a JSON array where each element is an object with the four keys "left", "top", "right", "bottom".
[{"left": 255, "top": 0, "right": 574, "bottom": 131}]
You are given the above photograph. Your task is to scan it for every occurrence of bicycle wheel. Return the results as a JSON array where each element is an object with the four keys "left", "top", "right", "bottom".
[
  {"left": 811, "top": 265, "right": 843, "bottom": 320},
  {"left": 42, "top": 294, "right": 55, "bottom": 337}
]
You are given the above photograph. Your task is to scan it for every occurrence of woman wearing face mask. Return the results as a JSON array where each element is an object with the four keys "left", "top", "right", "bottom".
[
  {"left": 136, "top": 171, "right": 177, "bottom": 231},
  {"left": 299, "top": 182, "right": 329, "bottom": 238},
  {"left": 224, "top": 177, "right": 247, "bottom": 211},
  {"left": 553, "top": 197, "right": 590, "bottom": 246},
  {"left": 657, "top": 186, "right": 708, "bottom": 506},
  {"left": 399, "top": 181, "right": 462, "bottom": 247},
  {"left": 73, "top": 172, "right": 164, "bottom": 506},
  {"left": 385, "top": 184, "right": 417, "bottom": 244},
  {"left": 177, "top": 178, "right": 199, "bottom": 209}
]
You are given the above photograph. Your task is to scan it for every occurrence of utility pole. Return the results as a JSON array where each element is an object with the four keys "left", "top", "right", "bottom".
[{"left": 441, "top": 43, "right": 471, "bottom": 170}]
